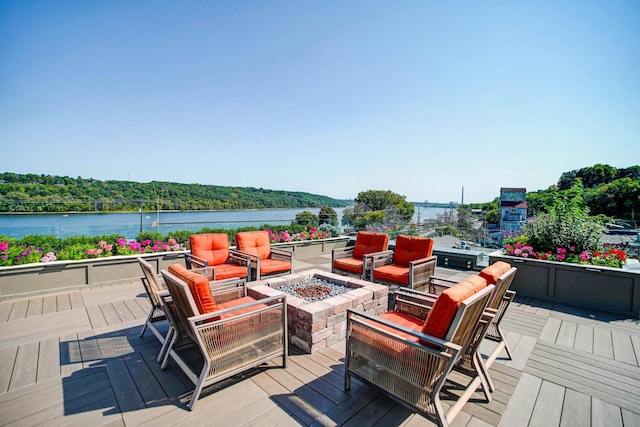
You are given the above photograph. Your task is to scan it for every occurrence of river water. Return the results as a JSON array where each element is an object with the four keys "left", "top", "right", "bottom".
[{"left": 0, "top": 205, "right": 449, "bottom": 239}]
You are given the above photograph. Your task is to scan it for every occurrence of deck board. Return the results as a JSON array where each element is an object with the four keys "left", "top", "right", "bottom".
[
  {"left": 9, "top": 341, "right": 39, "bottom": 390},
  {"left": 1, "top": 259, "right": 639, "bottom": 426},
  {"left": 26, "top": 297, "right": 43, "bottom": 317},
  {"left": 0, "top": 300, "right": 13, "bottom": 322},
  {"left": 560, "top": 388, "right": 591, "bottom": 427},
  {"left": 8, "top": 299, "right": 28, "bottom": 321},
  {"left": 528, "top": 381, "right": 564, "bottom": 427},
  {"left": 37, "top": 336, "right": 61, "bottom": 381},
  {"left": 0, "top": 346, "right": 18, "bottom": 392}
]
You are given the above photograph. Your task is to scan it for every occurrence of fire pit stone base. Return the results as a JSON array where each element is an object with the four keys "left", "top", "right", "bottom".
[{"left": 247, "top": 269, "right": 389, "bottom": 353}]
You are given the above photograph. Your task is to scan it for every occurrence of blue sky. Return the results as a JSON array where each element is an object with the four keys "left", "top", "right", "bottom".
[{"left": 1, "top": 1, "right": 638, "bottom": 204}]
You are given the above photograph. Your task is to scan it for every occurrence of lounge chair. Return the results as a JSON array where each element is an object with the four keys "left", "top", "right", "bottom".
[
  {"left": 369, "top": 235, "right": 437, "bottom": 289},
  {"left": 332, "top": 231, "right": 390, "bottom": 279},
  {"left": 186, "top": 233, "right": 251, "bottom": 281},
  {"left": 429, "top": 261, "right": 517, "bottom": 361},
  {"left": 137, "top": 257, "right": 168, "bottom": 343},
  {"left": 159, "top": 263, "right": 287, "bottom": 410},
  {"left": 234, "top": 230, "right": 293, "bottom": 280},
  {"left": 345, "top": 281, "right": 495, "bottom": 426}
]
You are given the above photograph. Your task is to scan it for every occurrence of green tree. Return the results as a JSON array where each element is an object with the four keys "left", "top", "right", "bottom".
[
  {"left": 318, "top": 206, "right": 338, "bottom": 226},
  {"left": 294, "top": 211, "right": 319, "bottom": 226},
  {"left": 341, "top": 190, "right": 414, "bottom": 231}
]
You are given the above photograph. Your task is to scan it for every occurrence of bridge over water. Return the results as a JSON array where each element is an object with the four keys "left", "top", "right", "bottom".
[{"left": 412, "top": 201, "right": 460, "bottom": 208}]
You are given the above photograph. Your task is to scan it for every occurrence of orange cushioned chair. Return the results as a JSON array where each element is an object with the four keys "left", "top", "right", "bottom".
[
  {"left": 429, "top": 261, "right": 517, "bottom": 361},
  {"left": 234, "top": 230, "right": 293, "bottom": 280},
  {"left": 332, "top": 231, "right": 390, "bottom": 279},
  {"left": 369, "top": 235, "right": 437, "bottom": 289},
  {"left": 346, "top": 276, "right": 495, "bottom": 426},
  {"left": 186, "top": 233, "right": 251, "bottom": 281},
  {"left": 159, "top": 263, "right": 287, "bottom": 410}
]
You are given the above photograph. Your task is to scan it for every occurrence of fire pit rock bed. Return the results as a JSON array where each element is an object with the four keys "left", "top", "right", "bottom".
[{"left": 248, "top": 269, "right": 389, "bottom": 353}]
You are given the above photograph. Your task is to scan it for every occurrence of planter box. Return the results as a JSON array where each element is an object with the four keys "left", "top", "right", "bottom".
[
  {"left": 274, "top": 236, "right": 349, "bottom": 257},
  {"left": 0, "top": 237, "right": 349, "bottom": 300},
  {"left": 0, "top": 251, "right": 187, "bottom": 299},
  {"left": 489, "top": 251, "right": 640, "bottom": 317}
]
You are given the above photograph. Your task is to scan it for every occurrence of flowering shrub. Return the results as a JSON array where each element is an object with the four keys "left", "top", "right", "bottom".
[
  {"left": 0, "top": 236, "right": 185, "bottom": 266},
  {"left": 503, "top": 243, "right": 536, "bottom": 258},
  {"left": 266, "top": 226, "right": 331, "bottom": 243},
  {"left": 530, "top": 246, "right": 627, "bottom": 268},
  {"left": 503, "top": 185, "right": 627, "bottom": 269}
]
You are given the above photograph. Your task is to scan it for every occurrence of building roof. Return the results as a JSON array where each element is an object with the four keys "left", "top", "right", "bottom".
[
  {"left": 500, "top": 187, "right": 527, "bottom": 192},
  {"left": 500, "top": 200, "right": 528, "bottom": 208}
]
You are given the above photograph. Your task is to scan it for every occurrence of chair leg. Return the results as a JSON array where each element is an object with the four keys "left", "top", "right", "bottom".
[
  {"left": 160, "top": 330, "right": 177, "bottom": 370},
  {"left": 157, "top": 327, "right": 174, "bottom": 364},
  {"left": 473, "top": 353, "right": 493, "bottom": 401},
  {"left": 139, "top": 311, "right": 154, "bottom": 337},
  {"left": 499, "top": 326, "right": 513, "bottom": 360},
  {"left": 187, "top": 362, "right": 211, "bottom": 411}
]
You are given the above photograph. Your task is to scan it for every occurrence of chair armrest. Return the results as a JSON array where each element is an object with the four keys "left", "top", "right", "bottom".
[
  {"left": 270, "top": 247, "right": 293, "bottom": 261},
  {"left": 392, "top": 289, "right": 438, "bottom": 319},
  {"left": 210, "top": 278, "right": 247, "bottom": 302},
  {"left": 332, "top": 246, "right": 355, "bottom": 260},
  {"left": 407, "top": 256, "right": 437, "bottom": 289},
  {"left": 408, "top": 255, "right": 437, "bottom": 268},
  {"left": 228, "top": 249, "right": 251, "bottom": 266},
  {"left": 366, "top": 250, "right": 395, "bottom": 274},
  {"left": 185, "top": 253, "right": 208, "bottom": 270},
  {"left": 189, "top": 293, "right": 287, "bottom": 326},
  {"left": 428, "top": 274, "right": 460, "bottom": 295},
  {"left": 347, "top": 309, "right": 461, "bottom": 354}
]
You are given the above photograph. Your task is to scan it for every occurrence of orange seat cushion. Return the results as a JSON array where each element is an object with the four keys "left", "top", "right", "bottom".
[
  {"left": 479, "top": 261, "right": 512, "bottom": 284},
  {"left": 352, "top": 232, "right": 389, "bottom": 259},
  {"left": 217, "top": 296, "right": 267, "bottom": 319},
  {"left": 377, "top": 310, "right": 423, "bottom": 342},
  {"left": 259, "top": 259, "right": 291, "bottom": 275},
  {"left": 190, "top": 233, "right": 230, "bottom": 266},
  {"left": 214, "top": 263, "right": 249, "bottom": 280},
  {"left": 235, "top": 231, "right": 271, "bottom": 259},
  {"left": 421, "top": 280, "right": 477, "bottom": 339},
  {"left": 333, "top": 257, "right": 364, "bottom": 274},
  {"left": 372, "top": 264, "right": 410, "bottom": 285},
  {"left": 393, "top": 235, "right": 433, "bottom": 266},
  {"left": 168, "top": 263, "right": 218, "bottom": 314}
]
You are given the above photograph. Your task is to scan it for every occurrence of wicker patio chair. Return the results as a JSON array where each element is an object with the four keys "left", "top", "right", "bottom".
[
  {"left": 137, "top": 257, "right": 168, "bottom": 342},
  {"left": 345, "top": 282, "right": 495, "bottom": 426},
  {"left": 159, "top": 264, "right": 287, "bottom": 410},
  {"left": 186, "top": 233, "right": 251, "bottom": 281},
  {"left": 429, "top": 261, "right": 517, "bottom": 361},
  {"left": 368, "top": 235, "right": 437, "bottom": 289},
  {"left": 332, "top": 231, "right": 390, "bottom": 279},
  {"left": 234, "top": 230, "right": 293, "bottom": 280}
]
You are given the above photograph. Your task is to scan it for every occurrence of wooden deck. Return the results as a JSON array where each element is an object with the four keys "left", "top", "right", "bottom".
[{"left": 1, "top": 254, "right": 639, "bottom": 426}]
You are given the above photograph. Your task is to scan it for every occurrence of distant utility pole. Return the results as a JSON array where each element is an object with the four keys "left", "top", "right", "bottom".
[{"left": 461, "top": 186, "right": 464, "bottom": 205}]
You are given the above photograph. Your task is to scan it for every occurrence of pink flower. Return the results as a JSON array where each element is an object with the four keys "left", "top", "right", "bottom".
[{"left": 580, "top": 251, "right": 590, "bottom": 261}]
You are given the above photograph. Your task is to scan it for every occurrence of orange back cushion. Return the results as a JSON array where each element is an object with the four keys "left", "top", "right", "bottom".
[
  {"left": 190, "top": 233, "right": 230, "bottom": 266},
  {"left": 392, "top": 235, "right": 434, "bottom": 266},
  {"left": 168, "top": 263, "right": 218, "bottom": 314},
  {"left": 462, "top": 274, "right": 489, "bottom": 293},
  {"left": 352, "top": 232, "right": 389, "bottom": 259},
  {"left": 479, "top": 261, "right": 512, "bottom": 284},
  {"left": 421, "top": 280, "right": 476, "bottom": 339},
  {"left": 235, "top": 231, "right": 271, "bottom": 259}
]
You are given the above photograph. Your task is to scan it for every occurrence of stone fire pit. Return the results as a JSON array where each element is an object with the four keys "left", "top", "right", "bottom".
[{"left": 248, "top": 269, "right": 389, "bottom": 353}]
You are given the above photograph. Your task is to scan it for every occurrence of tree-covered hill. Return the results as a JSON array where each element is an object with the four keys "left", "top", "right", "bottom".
[
  {"left": 0, "top": 173, "right": 346, "bottom": 213},
  {"left": 526, "top": 164, "right": 640, "bottom": 221}
]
